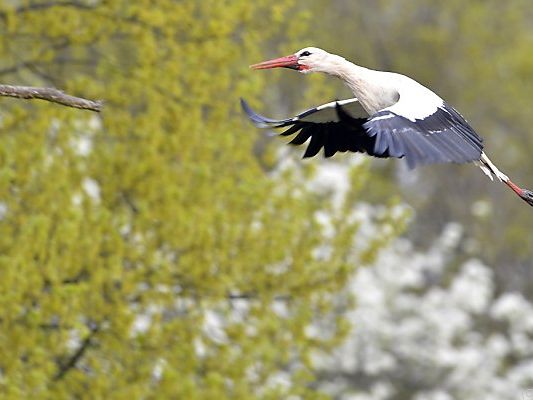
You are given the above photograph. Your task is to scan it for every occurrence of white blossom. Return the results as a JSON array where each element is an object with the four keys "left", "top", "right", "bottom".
[{"left": 318, "top": 223, "right": 533, "bottom": 399}]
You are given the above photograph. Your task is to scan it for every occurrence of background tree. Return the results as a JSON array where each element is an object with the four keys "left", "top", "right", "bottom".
[
  {"left": 3, "top": 1, "right": 533, "bottom": 398},
  {"left": 0, "top": 1, "right": 402, "bottom": 398}
]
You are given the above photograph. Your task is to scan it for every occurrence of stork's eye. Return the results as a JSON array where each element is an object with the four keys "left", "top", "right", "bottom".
[{"left": 300, "top": 51, "right": 311, "bottom": 57}]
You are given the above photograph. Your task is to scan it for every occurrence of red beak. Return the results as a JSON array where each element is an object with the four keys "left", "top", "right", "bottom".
[{"left": 250, "top": 54, "right": 300, "bottom": 70}]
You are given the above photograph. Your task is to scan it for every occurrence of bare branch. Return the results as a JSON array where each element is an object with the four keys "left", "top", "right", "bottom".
[
  {"left": 0, "top": 84, "right": 102, "bottom": 112},
  {"left": 15, "top": 1, "right": 99, "bottom": 13},
  {"left": 53, "top": 323, "right": 99, "bottom": 381},
  {"left": 0, "top": 1, "right": 98, "bottom": 16}
]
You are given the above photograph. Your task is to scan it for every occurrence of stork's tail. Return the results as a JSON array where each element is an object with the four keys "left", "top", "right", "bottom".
[{"left": 477, "top": 152, "right": 533, "bottom": 207}]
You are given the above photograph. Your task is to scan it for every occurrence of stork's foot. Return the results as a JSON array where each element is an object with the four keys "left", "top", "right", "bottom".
[{"left": 520, "top": 189, "right": 533, "bottom": 207}]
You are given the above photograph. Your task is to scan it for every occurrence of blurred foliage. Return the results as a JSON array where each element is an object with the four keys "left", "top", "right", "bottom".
[{"left": 0, "top": 0, "right": 404, "bottom": 398}]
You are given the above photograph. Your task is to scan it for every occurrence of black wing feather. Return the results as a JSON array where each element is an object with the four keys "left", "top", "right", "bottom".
[
  {"left": 303, "top": 127, "right": 326, "bottom": 158},
  {"left": 364, "top": 104, "right": 483, "bottom": 168},
  {"left": 280, "top": 124, "right": 301, "bottom": 137},
  {"left": 288, "top": 127, "right": 312, "bottom": 145},
  {"left": 241, "top": 98, "right": 378, "bottom": 159}
]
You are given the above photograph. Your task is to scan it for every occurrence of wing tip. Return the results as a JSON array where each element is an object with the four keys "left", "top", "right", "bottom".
[
  {"left": 240, "top": 98, "right": 267, "bottom": 127},
  {"left": 240, "top": 98, "right": 292, "bottom": 128}
]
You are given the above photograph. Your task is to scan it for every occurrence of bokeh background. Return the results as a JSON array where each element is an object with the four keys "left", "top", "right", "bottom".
[{"left": 0, "top": 1, "right": 532, "bottom": 399}]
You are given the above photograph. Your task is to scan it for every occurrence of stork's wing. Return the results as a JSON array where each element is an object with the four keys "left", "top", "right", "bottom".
[
  {"left": 241, "top": 93, "right": 484, "bottom": 168},
  {"left": 241, "top": 98, "right": 383, "bottom": 158},
  {"left": 364, "top": 92, "right": 484, "bottom": 168}
]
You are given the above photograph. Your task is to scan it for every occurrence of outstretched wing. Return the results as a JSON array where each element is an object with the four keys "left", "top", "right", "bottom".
[
  {"left": 363, "top": 80, "right": 484, "bottom": 168},
  {"left": 241, "top": 98, "right": 388, "bottom": 158},
  {"left": 241, "top": 86, "right": 484, "bottom": 169}
]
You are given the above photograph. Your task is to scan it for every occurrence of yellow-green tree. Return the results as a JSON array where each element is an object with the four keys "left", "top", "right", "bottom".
[{"left": 0, "top": 1, "right": 403, "bottom": 398}]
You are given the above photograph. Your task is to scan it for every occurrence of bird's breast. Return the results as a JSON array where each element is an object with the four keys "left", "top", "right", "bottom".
[{"left": 356, "top": 87, "right": 400, "bottom": 115}]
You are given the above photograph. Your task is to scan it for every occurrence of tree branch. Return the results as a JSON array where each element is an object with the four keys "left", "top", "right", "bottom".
[
  {"left": 0, "top": 84, "right": 102, "bottom": 112},
  {"left": 53, "top": 323, "right": 99, "bottom": 381},
  {"left": 15, "top": 1, "right": 99, "bottom": 13},
  {"left": 0, "top": 1, "right": 99, "bottom": 17}
]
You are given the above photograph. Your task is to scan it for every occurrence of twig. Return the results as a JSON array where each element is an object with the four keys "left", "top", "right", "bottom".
[
  {"left": 15, "top": 1, "right": 99, "bottom": 13},
  {"left": 0, "top": 1, "right": 98, "bottom": 19},
  {"left": 0, "top": 84, "right": 102, "bottom": 112},
  {"left": 53, "top": 324, "right": 99, "bottom": 381}
]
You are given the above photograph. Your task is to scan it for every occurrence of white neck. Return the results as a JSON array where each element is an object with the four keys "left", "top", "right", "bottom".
[
  {"left": 320, "top": 55, "right": 392, "bottom": 114},
  {"left": 322, "top": 55, "right": 373, "bottom": 92}
]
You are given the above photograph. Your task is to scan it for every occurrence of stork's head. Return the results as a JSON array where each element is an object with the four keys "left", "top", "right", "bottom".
[{"left": 250, "top": 47, "right": 336, "bottom": 75}]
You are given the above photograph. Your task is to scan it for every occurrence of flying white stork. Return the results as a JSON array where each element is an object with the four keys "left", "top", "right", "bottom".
[{"left": 241, "top": 47, "right": 533, "bottom": 207}]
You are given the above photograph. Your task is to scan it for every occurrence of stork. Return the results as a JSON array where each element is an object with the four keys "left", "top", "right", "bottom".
[{"left": 241, "top": 47, "right": 533, "bottom": 207}]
